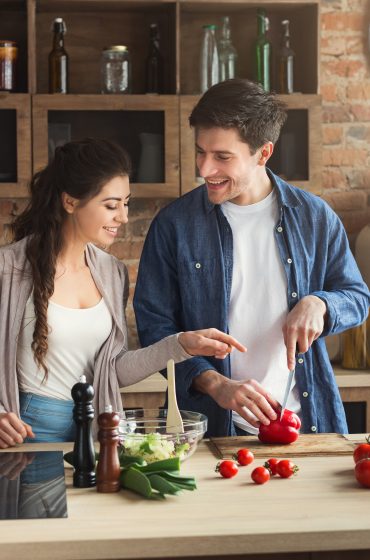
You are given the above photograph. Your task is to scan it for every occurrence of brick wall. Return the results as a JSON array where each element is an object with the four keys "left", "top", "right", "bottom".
[
  {"left": 1, "top": 0, "right": 370, "bottom": 347},
  {"left": 321, "top": 0, "right": 370, "bottom": 238}
]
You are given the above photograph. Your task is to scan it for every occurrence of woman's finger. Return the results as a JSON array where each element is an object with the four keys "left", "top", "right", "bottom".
[
  {"left": 198, "top": 329, "right": 247, "bottom": 353},
  {"left": 0, "top": 413, "right": 29, "bottom": 444},
  {"left": 210, "top": 330, "right": 247, "bottom": 352},
  {"left": 22, "top": 421, "right": 35, "bottom": 439},
  {"left": 0, "top": 428, "right": 16, "bottom": 447}
]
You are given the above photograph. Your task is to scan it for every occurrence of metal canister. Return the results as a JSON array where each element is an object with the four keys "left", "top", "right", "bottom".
[
  {"left": 0, "top": 40, "right": 18, "bottom": 91},
  {"left": 101, "top": 45, "right": 131, "bottom": 94}
]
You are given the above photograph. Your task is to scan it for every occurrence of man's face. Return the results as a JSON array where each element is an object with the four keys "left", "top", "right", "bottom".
[{"left": 195, "top": 127, "right": 266, "bottom": 205}]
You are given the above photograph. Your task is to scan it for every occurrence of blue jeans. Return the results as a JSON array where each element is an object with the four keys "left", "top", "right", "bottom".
[{"left": 19, "top": 392, "right": 76, "bottom": 443}]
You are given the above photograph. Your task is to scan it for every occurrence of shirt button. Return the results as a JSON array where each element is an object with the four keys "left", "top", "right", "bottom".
[
  {"left": 287, "top": 258, "right": 292, "bottom": 264},
  {"left": 292, "top": 292, "right": 298, "bottom": 298},
  {"left": 311, "top": 426, "right": 317, "bottom": 432},
  {"left": 302, "top": 391, "right": 309, "bottom": 397},
  {"left": 277, "top": 226, "right": 283, "bottom": 233},
  {"left": 195, "top": 263, "right": 201, "bottom": 269},
  {"left": 298, "top": 358, "right": 304, "bottom": 364}
]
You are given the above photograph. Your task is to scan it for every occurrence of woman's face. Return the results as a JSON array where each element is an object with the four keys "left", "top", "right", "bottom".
[{"left": 63, "top": 175, "right": 131, "bottom": 247}]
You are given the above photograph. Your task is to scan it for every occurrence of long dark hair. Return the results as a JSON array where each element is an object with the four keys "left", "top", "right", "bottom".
[{"left": 12, "top": 138, "right": 131, "bottom": 380}]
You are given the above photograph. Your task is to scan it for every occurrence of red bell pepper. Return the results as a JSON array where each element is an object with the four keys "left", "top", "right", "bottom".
[{"left": 258, "top": 409, "right": 301, "bottom": 444}]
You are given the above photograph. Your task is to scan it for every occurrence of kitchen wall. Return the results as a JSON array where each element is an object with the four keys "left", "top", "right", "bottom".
[
  {"left": 320, "top": 0, "right": 370, "bottom": 237},
  {"left": 1, "top": 0, "right": 370, "bottom": 348}
]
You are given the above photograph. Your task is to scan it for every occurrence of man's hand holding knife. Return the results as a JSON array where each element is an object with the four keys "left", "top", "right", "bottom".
[
  {"left": 283, "top": 295, "right": 327, "bottom": 371},
  {"left": 280, "top": 295, "right": 327, "bottom": 417}
]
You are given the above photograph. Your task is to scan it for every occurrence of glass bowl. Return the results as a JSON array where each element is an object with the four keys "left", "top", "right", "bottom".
[{"left": 118, "top": 409, "right": 208, "bottom": 462}]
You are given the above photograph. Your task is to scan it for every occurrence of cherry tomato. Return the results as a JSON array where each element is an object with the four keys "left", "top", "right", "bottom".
[
  {"left": 355, "top": 458, "right": 370, "bottom": 488},
  {"left": 233, "top": 448, "right": 254, "bottom": 466},
  {"left": 264, "top": 457, "right": 280, "bottom": 475},
  {"left": 276, "top": 459, "right": 299, "bottom": 478},
  {"left": 251, "top": 466, "right": 270, "bottom": 485},
  {"left": 216, "top": 460, "right": 238, "bottom": 478},
  {"left": 353, "top": 436, "right": 370, "bottom": 464}
]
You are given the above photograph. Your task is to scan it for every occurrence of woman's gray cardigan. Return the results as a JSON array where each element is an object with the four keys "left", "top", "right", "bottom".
[{"left": 0, "top": 237, "right": 190, "bottom": 433}]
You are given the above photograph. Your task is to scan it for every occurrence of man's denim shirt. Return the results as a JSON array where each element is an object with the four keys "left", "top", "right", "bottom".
[{"left": 134, "top": 170, "right": 370, "bottom": 437}]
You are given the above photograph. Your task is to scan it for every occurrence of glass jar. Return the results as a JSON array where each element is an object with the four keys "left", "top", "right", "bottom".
[
  {"left": 0, "top": 40, "right": 18, "bottom": 92},
  {"left": 101, "top": 45, "right": 131, "bottom": 94}
]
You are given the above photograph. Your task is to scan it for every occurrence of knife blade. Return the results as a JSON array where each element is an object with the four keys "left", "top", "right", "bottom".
[{"left": 280, "top": 368, "right": 295, "bottom": 421}]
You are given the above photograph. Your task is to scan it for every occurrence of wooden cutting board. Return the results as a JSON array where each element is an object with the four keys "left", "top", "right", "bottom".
[{"left": 209, "top": 433, "right": 355, "bottom": 459}]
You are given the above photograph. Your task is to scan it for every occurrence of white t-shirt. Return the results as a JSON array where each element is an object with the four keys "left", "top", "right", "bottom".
[
  {"left": 221, "top": 190, "right": 301, "bottom": 434},
  {"left": 17, "top": 297, "right": 113, "bottom": 400}
]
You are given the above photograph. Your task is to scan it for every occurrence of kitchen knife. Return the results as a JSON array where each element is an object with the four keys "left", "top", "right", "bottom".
[{"left": 280, "top": 368, "right": 295, "bottom": 420}]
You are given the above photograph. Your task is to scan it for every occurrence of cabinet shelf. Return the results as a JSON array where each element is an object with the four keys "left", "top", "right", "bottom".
[
  {"left": 0, "top": 93, "right": 31, "bottom": 197},
  {"left": 180, "top": 93, "right": 322, "bottom": 195},
  {"left": 180, "top": 1, "right": 319, "bottom": 95},
  {"left": 32, "top": 0, "right": 177, "bottom": 95},
  {"left": 28, "top": 0, "right": 319, "bottom": 96},
  {"left": 32, "top": 94, "right": 180, "bottom": 197},
  {"left": 0, "top": 0, "right": 322, "bottom": 199},
  {"left": 0, "top": 0, "right": 28, "bottom": 93}
]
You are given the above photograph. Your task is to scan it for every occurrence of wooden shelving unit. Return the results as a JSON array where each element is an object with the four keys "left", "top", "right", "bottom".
[
  {"left": 179, "top": 0, "right": 319, "bottom": 95},
  {"left": 0, "top": 0, "right": 322, "bottom": 197},
  {"left": 32, "top": 94, "right": 180, "bottom": 197}
]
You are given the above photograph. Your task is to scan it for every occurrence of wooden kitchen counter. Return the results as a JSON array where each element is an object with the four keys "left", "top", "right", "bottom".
[{"left": 0, "top": 436, "right": 369, "bottom": 560}]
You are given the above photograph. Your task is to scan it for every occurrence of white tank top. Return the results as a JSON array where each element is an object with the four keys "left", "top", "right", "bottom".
[
  {"left": 221, "top": 190, "right": 301, "bottom": 434},
  {"left": 17, "top": 297, "right": 113, "bottom": 400}
]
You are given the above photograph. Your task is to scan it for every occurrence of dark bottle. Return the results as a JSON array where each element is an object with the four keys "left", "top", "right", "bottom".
[
  {"left": 71, "top": 375, "right": 96, "bottom": 488},
  {"left": 254, "top": 8, "right": 271, "bottom": 92},
  {"left": 145, "top": 23, "right": 163, "bottom": 94},
  {"left": 96, "top": 405, "right": 121, "bottom": 493},
  {"left": 278, "top": 19, "right": 295, "bottom": 94},
  {"left": 49, "top": 17, "right": 68, "bottom": 94}
]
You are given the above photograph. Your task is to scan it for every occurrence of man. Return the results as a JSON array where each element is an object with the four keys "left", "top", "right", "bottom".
[{"left": 133, "top": 79, "right": 370, "bottom": 437}]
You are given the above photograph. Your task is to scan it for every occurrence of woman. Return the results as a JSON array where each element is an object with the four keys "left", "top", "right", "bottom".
[{"left": 0, "top": 138, "right": 245, "bottom": 448}]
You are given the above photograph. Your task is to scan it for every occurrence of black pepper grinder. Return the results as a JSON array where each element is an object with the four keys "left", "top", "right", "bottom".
[
  {"left": 71, "top": 375, "right": 96, "bottom": 488},
  {"left": 96, "top": 405, "right": 121, "bottom": 493}
]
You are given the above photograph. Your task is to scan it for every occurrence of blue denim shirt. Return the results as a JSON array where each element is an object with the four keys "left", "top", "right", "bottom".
[{"left": 134, "top": 171, "right": 370, "bottom": 437}]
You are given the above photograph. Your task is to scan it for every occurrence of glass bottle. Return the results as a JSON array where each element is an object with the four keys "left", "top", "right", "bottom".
[
  {"left": 48, "top": 17, "right": 68, "bottom": 94},
  {"left": 145, "top": 23, "right": 163, "bottom": 94},
  {"left": 101, "top": 46, "right": 131, "bottom": 94},
  {"left": 278, "top": 19, "right": 294, "bottom": 94},
  {"left": 254, "top": 9, "right": 271, "bottom": 92},
  {"left": 218, "top": 16, "right": 237, "bottom": 82},
  {"left": 200, "top": 24, "right": 219, "bottom": 93},
  {"left": 0, "top": 40, "right": 18, "bottom": 92}
]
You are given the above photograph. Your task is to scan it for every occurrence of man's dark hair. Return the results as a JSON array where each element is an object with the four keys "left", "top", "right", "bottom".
[{"left": 189, "top": 79, "right": 287, "bottom": 154}]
